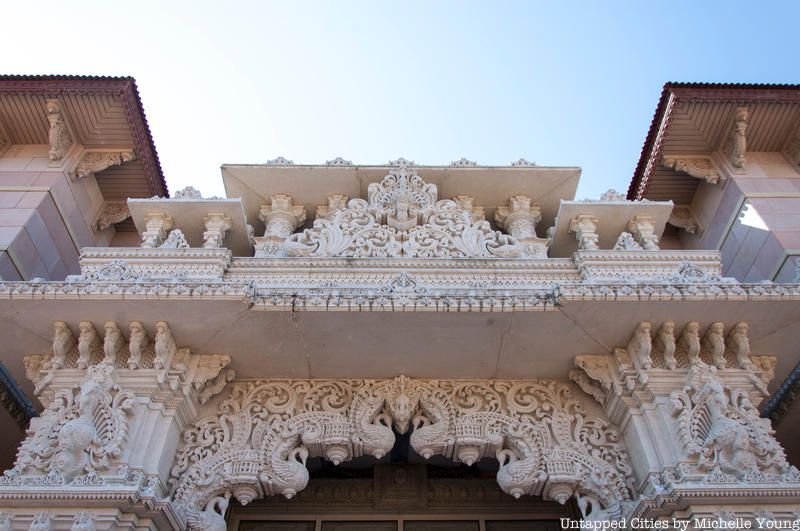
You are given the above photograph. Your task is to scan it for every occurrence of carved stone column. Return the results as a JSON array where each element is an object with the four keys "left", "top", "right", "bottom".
[
  {"left": 626, "top": 215, "right": 660, "bottom": 250},
  {"left": 202, "top": 213, "right": 232, "bottom": 249},
  {"left": 254, "top": 194, "right": 307, "bottom": 257},
  {"left": 495, "top": 195, "right": 549, "bottom": 257},
  {"left": 570, "top": 320, "right": 800, "bottom": 523},
  {"left": 140, "top": 213, "right": 174, "bottom": 248},
  {"left": 569, "top": 214, "right": 600, "bottom": 251},
  {"left": 0, "top": 320, "right": 234, "bottom": 530}
]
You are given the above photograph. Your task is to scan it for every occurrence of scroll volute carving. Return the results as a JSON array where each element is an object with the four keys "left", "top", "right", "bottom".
[{"left": 169, "top": 377, "right": 633, "bottom": 524}]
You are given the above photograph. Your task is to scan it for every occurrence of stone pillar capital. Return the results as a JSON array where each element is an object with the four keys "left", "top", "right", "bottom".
[
  {"left": 255, "top": 194, "right": 307, "bottom": 257},
  {"left": 626, "top": 215, "right": 660, "bottom": 250},
  {"left": 140, "top": 212, "right": 173, "bottom": 248},
  {"left": 569, "top": 214, "right": 600, "bottom": 251},
  {"left": 202, "top": 212, "right": 233, "bottom": 249}
]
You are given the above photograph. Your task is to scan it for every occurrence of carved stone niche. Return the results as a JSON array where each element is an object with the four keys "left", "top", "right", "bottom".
[
  {"left": 169, "top": 376, "right": 634, "bottom": 528},
  {"left": 570, "top": 320, "right": 800, "bottom": 520},
  {"left": 0, "top": 320, "right": 235, "bottom": 530}
]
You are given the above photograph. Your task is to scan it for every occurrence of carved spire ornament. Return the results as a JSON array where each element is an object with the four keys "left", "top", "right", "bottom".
[
  {"left": 661, "top": 157, "right": 720, "bottom": 184},
  {"left": 72, "top": 150, "right": 136, "bottom": 179},
  {"left": 45, "top": 99, "right": 73, "bottom": 162},
  {"left": 284, "top": 167, "right": 528, "bottom": 258}
]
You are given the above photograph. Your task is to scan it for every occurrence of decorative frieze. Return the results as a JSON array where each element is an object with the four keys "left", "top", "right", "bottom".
[
  {"left": 169, "top": 376, "right": 633, "bottom": 525},
  {"left": 72, "top": 150, "right": 136, "bottom": 179},
  {"left": 45, "top": 99, "right": 73, "bottom": 162},
  {"left": 568, "top": 214, "right": 600, "bottom": 250},
  {"left": 254, "top": 194, "right": 307, "bottom": 257},
  {"left": 661, "top": 157, "right": 720, "bottom": 184}
]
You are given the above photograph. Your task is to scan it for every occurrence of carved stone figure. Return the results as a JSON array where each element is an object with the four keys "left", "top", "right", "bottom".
[
  {"left": 70, "top": 511, "right": 95, "bottom": 531},
  {"left": 29, "top": 512, "right": 52, "bottom": 531},
  {"left": 76, "top": 321, "right": 102, "bottom": 369},
  {"left": 103, "top": 321, "right": 126, "bottom": 366},
  {"left": 128, "top": 321, "right": 149, "bottom": 369},
  {"left": 46, "top": 100, "right": 72, "bottom": 161},
  {"left": 655, "top": 321, "right": 677, "bottom": 369},
  {"left": 679, "top": 321, "right": 702, "bottom": 366},
  {"left": 702, "top": 322, "right": 726, "bottom": 369},
  {"left": 51, "top": 321, "right": 76, "bottom": 370},
  {"left": 612, "top": 232, "right": 642, "bottom": 251},
  {"left": 154, "top": 321, "right": 176, "bottom": 370},
  {"left": 725, "top": 107, "right": 749, "bottom": 169},
  {"left": 725, "top": 321, "right": 754, "bottom": 370},
  {"left": 186, "top": 491, "right": 230, "bottom": 531},
  {"left": 628, "top": 321, "right": 653, "bottom": 370}
]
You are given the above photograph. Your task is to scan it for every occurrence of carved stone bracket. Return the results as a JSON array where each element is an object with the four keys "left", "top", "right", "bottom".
[
  {"left": 569, "top": 215, "right": 600, "bottom": 251},
  {"left": 169, "top": 376, "right": 633, "bottom": 526},
  {"left": 71, "top": 150, "right": 136, "bottom": 180},
  {"left": 626, "top": 215, "right": 660, "bottom": 250},
  {"left": 668, "top": 205, "right": 702, "bottom": 235},
  {"left": 723, "top": 107, "right": 749, "bottom": 171},
  {"left": 46, "top": 99, "right": 73, "bottom": 162},
  {"left": 661, "top": 157, "right": 721, "bottom": 184},
  {"left": 94, "top": 202, "right": 131, "bottom": 232},
  {"left": 254, "top": 194, "right": 307, "bottom": 257}
]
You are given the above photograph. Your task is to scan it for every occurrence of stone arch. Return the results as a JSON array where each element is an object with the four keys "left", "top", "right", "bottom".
[{"left": 169, "top": 377, "right": 633, "bottom": 529}]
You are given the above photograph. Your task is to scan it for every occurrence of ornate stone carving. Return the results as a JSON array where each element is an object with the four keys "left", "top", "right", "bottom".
[
  {"left": 70, "top": 511, "right": 95, "bottom": 531},
  {"left": 668, "top": 205, "right": 701, "bottom": 235},
  {"left": 679, "top": 321, "right": 702, "bottom": 366},
  {"left": 628, "top": 321, "right": 653, "bottom": 370},
  {"left": 316, "top": 194, "right": 349, "bottom": 219},
  {"left": 160, "top": 229, "right": 190, "bottom": 249},
  {"left": 46, "top": 100, "right": 73, "bottom": 162},
  {"left": 140, "top": 213, "right": 174, "bottom": 248},
  {"left": 568, "top": 215, "right": 600, "bottom": 251},
  {"left": 702, "top": 322, "right": 726, "bottom": 369},
  {"left": 452, "top": 195, "right": 484, "bottom": 220},
  {"left": 94, "top": 202, "right": 131, "bottom": 232},
  {"left": 77, "top": 321, "right": 103, "bottom": 370},
  {"left": 254, "top": 194, "right": 307, "bottom": 257},
  {"left": 154, "top": 321, "right": 177, "bottom": 370},
  {"left": 174, "top": 186, "right": 203, "bottom": 199},
  {"left": 325, "top": 157, "right": 352, "bottom": 166},
  {"left": 670, "top": 364, "right": 791, "bottom": 478},
  {"left": 655, "top": 321, "right": 677, "bottom": 369},
  {"left": 169, "top": 377, "right": 632, "bottom": 522},
  {"left": 388, "top": 157, "right": 415, "bottom": 166},
  {"left": 73, "top": 150, "right": 136, "bottom": 179},
  {"left": 600, "top": 189, "right": 626, "bottom": 201},
  {"left": 662, "top": 157, "right": 720, "bottom": 184},
  {"left": 494, "top": 196, "right": 548, "bottom": 258},
  {"left": 510, "top": 158, "right": 535, "bottom": 167},
  {"left": 725, "top": 322, "right": 755, "bottom": 370},
  {"left": 285, "top": 168, "right": 527, "bottom": 258},
  {"left": 186, "top": 492, "right": 230, "bottom": 531},
  {"left": 265, "top": 156, "right": 294, "bottom": 165},
  {"left": 103, "top": 321, "right": 126, "bottom": 366},
  {"left": 1, "top": 363, "right": 134, "bottom": 485},
  {"left": 626, "top": 215, "right": 660, "bottom": 250},
  {"left": 450, "top": 157, "right": 477, "bottom": 167},
  {"left": 127, "top": 321, "right": 149, "bottom": 370},
  {"left": 52, "top": 321, "right": 77, "bottom": 370},
  {"left": 202, "top": 213, "right": 232, "bottom": 249},
  {"left": 29, "top": 512, "right": 52, "bottom": 531},
  {"left": 724, "top": 107, "right": 749, "bottom": 170},
  {"left": 612, "top": 232, "right": 643, "bottom": 251}
]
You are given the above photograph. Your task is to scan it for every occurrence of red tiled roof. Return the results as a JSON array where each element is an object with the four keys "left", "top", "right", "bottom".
[
  {"left": 0, "top": 75, "right": 168, "bottom": 197},
  {"left": 627, "top": 82, "right": 800, "bottom": 200}
]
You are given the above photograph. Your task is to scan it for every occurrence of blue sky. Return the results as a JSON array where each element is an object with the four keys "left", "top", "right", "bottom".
[{"left": 4, "top": 1, "right": 799, "bottom": 199}]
